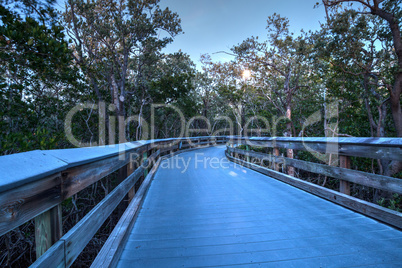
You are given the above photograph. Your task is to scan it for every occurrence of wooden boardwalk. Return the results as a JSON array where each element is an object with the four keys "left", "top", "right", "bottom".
[{"left": 116, "top": 146, "right": 402, "bottom": 267}]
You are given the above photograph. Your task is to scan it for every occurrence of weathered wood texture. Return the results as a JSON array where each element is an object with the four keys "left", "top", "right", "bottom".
[
  {"left": 30, "top": 240, "right": 65, "bottom": 268},
  {"left": 0, "top": 173, "right": 62, "bottom": 236},
  {"left": 159, "top": 144, "right": 179, "bottom": 154},
  {"left": 228, "top": 147, "right": 402, "bottom": 194},
  {"left": 340, "top": 155, "right": 351, "bottom": 195},
  {"left": 8, "top": 136, "right": 400, "bottom": 265},
  {"left": 64, "top": 166, "right": 145, "bottom": 267},
  {"left": 273, "top": 147, "right": 280, "bottom": 171},
  {"left": 27, "top": 150, "right": 161, "bottom": 267},
  {"left": 0, "top": 137, "right": 225, "bottom": 237},
  {"left": 90, "top": 158, "right": 161, "bottom": 268},
  {"left": 35, "top": 205, "right": 62, "bottom": 259},
  {"left": 142, "top": 151, "right": 148, "bottom": 178},
  {"left": 63, "top": 150, "right": 160, "bottom": 267},
  {"left": 226, "top": 152, "right": 402, "bottom": 229},
  {"left": 127, "top": 161, "right": 136, "bottom": 203},
  {"left": 62, "top": 152, "right": 131, "bottom": 199},
  {"left": 0, "top": 150, "right": 67, "bottom": 192},
  {"left": 227, "top": 137, "right": 402, "bottom": 161}
]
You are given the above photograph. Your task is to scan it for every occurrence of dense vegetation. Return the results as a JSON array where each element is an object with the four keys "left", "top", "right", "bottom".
[
  {"left": 1, "top": 0, "right": 401, "bottom": 151},
  {"left": 0, "top": 0, "right": 401, "bottom": 266}
]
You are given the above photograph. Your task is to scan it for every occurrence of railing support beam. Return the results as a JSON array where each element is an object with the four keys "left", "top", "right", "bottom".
[
  {"left": 35, "top": 204, "right": 62, "bottom": 259},
  {"left": 127, "top": 162, "right": 136, "bottom": 203},
  {"left": 340, "top": 155, "right": 351, "bottom": 195},
  {"left": 143, "top": 151, "right": 148, "bottom": 178},
  {"left": 273, "top": 147, "right": 280, "bottom": 172}
]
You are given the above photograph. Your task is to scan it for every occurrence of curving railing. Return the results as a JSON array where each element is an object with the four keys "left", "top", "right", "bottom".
[
  {"left": 0, "top": 136, "right": 227, "bottom": 267},
  {"left": 1, "top": 136, "right": 401, "bottom": 267},
  {"left": 226, "top": 137, "right": 402, "bottom": 229}
]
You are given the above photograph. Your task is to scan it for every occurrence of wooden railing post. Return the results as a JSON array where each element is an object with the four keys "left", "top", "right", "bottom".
[
  {"left": 143, "top": 150, "right": 148, "bottom": 177},
  {"left": 340, "top": 155, "right": 351, "bottom": 195},
  {"left": 246, "top": 145, "right": 250, "bottom": 163},
  {"left": 35, "top": 204, "right": 62, "bottom": 259},
  {"left": 127, "top": 160, "right": 136, "bottom": 203},
  {"left": 117, "top": 162, "right": 128, "bottom": 215},
  {"left": 170, "top": 143, "right": 174, "bottom": 155},
  {"left": 273, "top": 147, "right": 280, "bottom": 171}
]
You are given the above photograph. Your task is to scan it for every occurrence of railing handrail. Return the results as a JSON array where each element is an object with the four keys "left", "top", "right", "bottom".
[
  {"left": 0, "top": 136, "right": 400, "bottom": 266},
  {"left": 227, "top": 136, "right": 402, "bottom": 146},
  {"left": 226, "top": 136, "right": 402, "bottom": 161},
  {"left": 225, "top": 138, "right": 402, "bottom": 229},
  {"left": 1, "top": 136, "right": 400, "bottom": 194},
  {"left": 0, "top": 136, "right": 226, "bottom": 194}
]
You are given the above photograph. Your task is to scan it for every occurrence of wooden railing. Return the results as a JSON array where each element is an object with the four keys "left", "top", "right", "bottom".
[
  {"left": 226, "top": 137, "right": 402, "bottom": 229},
  {"left": 0, "top": 136, "right": 227, "bottom": 267},
  {"left": 1, "top": 136, "right": 400, "bottom": 266}
]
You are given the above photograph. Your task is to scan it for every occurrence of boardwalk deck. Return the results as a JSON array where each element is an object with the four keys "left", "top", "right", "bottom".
[{"left": 117, "top": 146, "right": 402, "bottom": 267}]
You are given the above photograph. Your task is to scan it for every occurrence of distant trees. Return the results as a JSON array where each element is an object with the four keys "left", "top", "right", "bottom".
[
  {"left": 316, "top": 0, "right": 402, "bottom": 175},
  {"left": 1, "top": 0, "right": 400, "bottom": 160},
  {"left": 63, "top": 0, "right": 183, "bottom": 143},
  {"left": 323, "top": 0, "right": 402, "bottom": 137},
  {"left": 0, "top": 0, "right": 85, "bottom": 153},
  {"left": 200, "top": 1, "right": 401, "bottom": 177},
  {"left": 148, "top": 52, "right": 198, "bottom": 139}
]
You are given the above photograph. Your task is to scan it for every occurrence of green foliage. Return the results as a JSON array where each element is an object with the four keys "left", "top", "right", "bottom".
[
  {"left": 0, "top": 0, "right": 87, "bottom": 155},
  {"left": 377, "top": 194, "right": 402, "bottom": 212}
]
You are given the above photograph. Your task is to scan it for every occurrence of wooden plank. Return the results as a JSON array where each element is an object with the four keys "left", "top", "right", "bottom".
[
  {"left": 143, "top": 151, "right": 148, "bottom": 178},
  {"left": 62, "top": 152, "right": 131, "bottom": 199},
  {"left": 181, "top": 143, "right": 192, "bottom": 149},
  {"left": 0, "top": 150, "right": 67, "bottom": 194},
  {"left": 339, "top": 156, "right": 351, "bottom": 195},
  {"left": 127, "top": 161, "right": 136, "bottom": 204},
  {"left": 231, "top": 136, "right": 402, "bottom": 146},
  {"left": 338, "top": 144, "right": 402, "bottom": 161},
  {"left": 273, "top": 147, "right": 280, "bottom": 172},
  {"left": 226, "top": 153, "right": 402, "bottom": 229},
  {"left": 198, "top": 141, "right": 211, "bottom": 146},
  {"left": 46, "top": 143, "right": 142, "bottom": 168},
  {"left": 232, "top": 147, "right": 402, "bottom": 194},
  {"left": 35, "top": 204, "right": 62, "bottom": 259},
  {"left": 63, "top": 166, "right": 145, "bottom": 267},
  {"left": 62, "top": 150, "right": 160, "bottom": 267},
  {"left": 117, "top": 146, "right": 402, "bottom": 267},
  {"left": 30, "top": 240, "right": 65, "bottom": 268},
  {"left": 228, "top": 137, "right": 402, "bottom": 161},
  {"left": 159, "top": 144, "right": 179, "bottom": 154},
  {"left": 90, "top": 158, "right": 161, "bottom": 268},
  {"left": 0, "top": 173, "right": 62, "bottom": 236},
  {"left": 117, "top": 164, "right": 128, "bottom": 217}
]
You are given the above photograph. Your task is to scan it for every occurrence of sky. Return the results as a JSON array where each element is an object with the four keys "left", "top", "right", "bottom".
[{"left": 158, "top": 0, "right": 327, "bottom": 70}]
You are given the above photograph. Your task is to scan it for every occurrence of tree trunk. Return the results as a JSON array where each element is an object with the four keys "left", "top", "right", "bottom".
[
  {"left": 371, "top": 8, "right": 402, "bottom": 137},
  {"left": 285, "top": 104, "right": 295, "bottom": 176},
  {"left": 389, "top": 74, "right": 402, "bottom": 137}
]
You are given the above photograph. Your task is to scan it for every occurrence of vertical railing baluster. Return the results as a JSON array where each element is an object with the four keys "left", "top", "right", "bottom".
[
  {"left": 340, "top": 155, "right": 351, "bottom": 195},
  {"left": 35, "top": 204, "right": 62, "bottom": 259},
  {"left": 273, "top": 147, "right": 280, "bottom": 171},
  {"left": 246, "top": 145, "right": 250, "bottom": 163},
  {"left": 127, "top": 159, "right": 136, "bottom": 203},
  {"left": 143, "top": 150, "right": 148, "bottom": 177}
]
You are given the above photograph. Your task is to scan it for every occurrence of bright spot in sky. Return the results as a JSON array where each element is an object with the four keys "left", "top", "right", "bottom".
[{"left": 242, "top": 70, "right": 251, "bottom": 79}]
